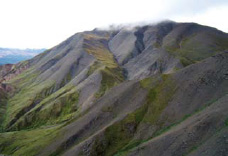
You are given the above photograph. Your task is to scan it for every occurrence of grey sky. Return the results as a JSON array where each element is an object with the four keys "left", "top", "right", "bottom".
[{"left": 0, "top": 0, "right": 227, "bottom": 49}]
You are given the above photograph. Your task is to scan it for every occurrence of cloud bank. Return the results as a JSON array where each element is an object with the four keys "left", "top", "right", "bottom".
[{"left": 0, "top": 0, "right": 227, "bottom": 49}]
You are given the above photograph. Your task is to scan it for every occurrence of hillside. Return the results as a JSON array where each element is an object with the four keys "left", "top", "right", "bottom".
[{"left": 0, "top": 21, "right": 228, "bottom": 156}]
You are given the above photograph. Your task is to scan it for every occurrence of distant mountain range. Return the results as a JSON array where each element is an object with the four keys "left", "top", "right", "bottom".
[{"left": 0, "top": 48, "right": 45, "bottom": 65}]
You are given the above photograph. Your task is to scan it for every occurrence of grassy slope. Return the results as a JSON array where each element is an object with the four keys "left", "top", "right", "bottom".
[
  {"left": 83, "top": 33, "right": 124, "bottom": 98},
  {"left": 0, "top": 125, "right": 62, "bottom": 156},
  {"left": 0, "top": 63, "right": 80, "bottom": 155},
  {"left": 0, "top": 66, "right": 65, "bottom": 156},
  {"left": 115, "top": 96, "right": 225, "bottom": 156},
  {"left": 0, "top": 75, "right": 79, "bottom": 155},
  {"left": 11, "top": 85, "right": 80, "bottom": 130},
  {"left": 87, "top": 74, "right": 176, "bottom": 156},
  {"left": 0, "top": 32, "right": 124, "bottom": 155},
  {"left": 163, "top": 25, "right": 228, "bottom": 66},
  {"left": 0, "top": 89, "right": 7, "bottom": 131},
  {"left": 89, "top": 72, "right": 227, "bottom": 156},
  {"left": 80, "top": 49, "right": 228, "bottom": 155}
]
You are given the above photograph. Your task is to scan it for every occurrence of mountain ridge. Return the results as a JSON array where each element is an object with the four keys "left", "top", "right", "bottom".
[{"left": 0, "top": 21, "right": 228, "bottom": 156}]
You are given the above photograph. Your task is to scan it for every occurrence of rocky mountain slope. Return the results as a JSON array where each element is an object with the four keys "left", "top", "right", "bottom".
[{"left": 0, "top": 21, "right": 227, "bottom": 156}]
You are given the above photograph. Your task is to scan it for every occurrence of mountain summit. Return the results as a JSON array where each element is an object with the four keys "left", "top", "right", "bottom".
[{"left": 0, "top": 21, "right": 228, "bottom": 156}]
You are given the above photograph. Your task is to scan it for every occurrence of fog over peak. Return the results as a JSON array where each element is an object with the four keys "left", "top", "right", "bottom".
[{"left": 0, "top": 0, "right": 227, "bottom": 49}]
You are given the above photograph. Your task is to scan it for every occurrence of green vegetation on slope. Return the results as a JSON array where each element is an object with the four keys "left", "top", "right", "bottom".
[
  {"left": 95, "top": 67, "right": 124, "bottom": 98},
  {"left": 3, "top": 80, "right": 56, "bottom": 130},
  {"left": 83, "top": 33, "right": 124, "bottom": 98},
  {"left": 83, "top": 34, "right": 118, "bottom": 69},
  {"left": 88, "top": 74, "right": 176, "bottom": 156},
  {"left": 0, "top": 89, "right": 7, "bottom": 131},
  {"left": 164, "top": 31, "right": 228, "bottom": 66},
  {"left": 0, "top": 125, "right": 62, "bottom": 156},
  {"left": 116, "top": 94, "right": 225, "bottom": 156},
  {"left": 10, "top": 85, "right": 79, "bottom": 130},
  {"left": 0, "top": 53, "right": 81, "bottom": 130},
  {"left": 91, "top": 103, "right": 148, "bottom": 156},
  {"left": 141, "top": 74, "right": 176, "bottom": 124},
  {"left": 87, "top": 61, "right": 104, "bottom": 76}
]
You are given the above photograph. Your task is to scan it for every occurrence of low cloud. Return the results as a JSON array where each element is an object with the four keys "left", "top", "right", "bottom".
[{"left": 0, "top": 0, "right": 227, "bottom": 48}]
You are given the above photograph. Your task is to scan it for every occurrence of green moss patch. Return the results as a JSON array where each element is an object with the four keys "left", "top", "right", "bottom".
[
  {"left": 0, "top": 125, "right": 61, "bottom": 156},
  {"left": 3, "top": 81, "right": 56, "bottom": 130},
  {"left": 95, "top": 67, "right": 124, "bottom": 98},
  {"left": 87, "top": 61, "right": 104, "bottom": 76},
  {"left": 11, "top": 85, "right": 79, "bottom": 130},
  {"left": 111, "top": 75, "right": 177, "bottom": 155},
  {"left": 224, "top": 118, "right": 228, "bottom": 127},
  {"left": 83, "top": 34, "right": 125, "bottom": 99},
  {"left": 139, "top": 76, "right": 160, "bottom": 89},
  {"left": 164, "top": 32, "right": 228, "bottom": 67},
  {"left": 116, "top": 96, "right": 223, "bottom": 155},
  {"left": 142, "top": 74, "right": 176, "bottom": 124},
  {"left": 83, "top": 34, "right": 118, "bottom": 69},
  {"left": 0, "top": 90, "right": 7, "bottom": 131},
  {"left": 90, "top": 103, "right": 147, "bottom": 156}
]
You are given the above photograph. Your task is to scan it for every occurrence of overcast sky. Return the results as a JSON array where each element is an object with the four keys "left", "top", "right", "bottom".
[{"left": 0, "top": 0, "right": 227, "bottom": 49}]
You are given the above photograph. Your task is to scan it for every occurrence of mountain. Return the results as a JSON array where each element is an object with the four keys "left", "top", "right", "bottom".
[
  {"left": 0, "top": 48, "right": 45, "bottom": 65},
  {"left": 0, "top": 21, "right": 228, "bottom": 156}
]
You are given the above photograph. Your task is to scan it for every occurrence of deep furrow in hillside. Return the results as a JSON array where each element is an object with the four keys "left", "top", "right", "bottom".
[
  {"left": 38, "top": 47, "right": 72, "bottom": 74},
  {"left": 115, "top": 94, "right": 227, "bottom": 155},
  {"left": 5, "top": 82, "right": 56, "bottom": 130},
  {"left": 38, "top": 81, "right": 147, "bottom": 156},
  {"left": 127, "top": 94, "right": 228, "bottom": 156}
]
